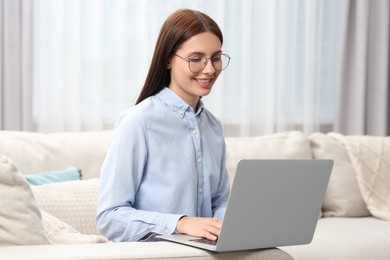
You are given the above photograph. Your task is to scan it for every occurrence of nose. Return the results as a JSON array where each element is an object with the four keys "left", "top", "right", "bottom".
[{"left": 202, "top": 58, "right": 216, "bottom": 74}]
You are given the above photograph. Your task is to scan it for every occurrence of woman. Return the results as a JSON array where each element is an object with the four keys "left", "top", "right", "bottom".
[{"left": 96, "top": 9, "right": 231, "bottom": 242}]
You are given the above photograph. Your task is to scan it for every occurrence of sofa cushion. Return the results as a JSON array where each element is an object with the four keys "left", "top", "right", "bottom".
[
  {"left": 0, "top": 131, "right": 112, "bottom": 179},
  {"left": 32, "top": 179, "right": 101, "bottom": 236},
  {"left": 281, "top": 217, "right": 390, "bottom": 260},
  {"left": 330, "top": 133, "right": 390, "bottom": 221},
  {"left": 41, "top": 210, "right": 108, "bottom": 244},
  {"left": 0, "top": 155, "right": 49, "bottom": 245},
  {"left": 309, "top": 133, "right": 370, "bottom": 217},
  {"left": 225, "top": 131, "right": 312, "bottom": 182},
  {"left": 25, "top": 167, "right": 81, "bottom": 185},
  {"left": 0, "top": 242, "right": 293, "bottom": 260}
]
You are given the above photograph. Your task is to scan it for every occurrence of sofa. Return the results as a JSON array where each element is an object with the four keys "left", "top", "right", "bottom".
[{"left": 0, "top": 130, "right": 389, "bottom": 260}]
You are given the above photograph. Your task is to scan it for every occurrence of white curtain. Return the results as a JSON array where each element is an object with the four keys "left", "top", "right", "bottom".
[
  {"left": 33, "top": 0, "right": 340, "bottom": 136},
  {"left": 0, "top": 0, "right": 33, "bottom": 131}
]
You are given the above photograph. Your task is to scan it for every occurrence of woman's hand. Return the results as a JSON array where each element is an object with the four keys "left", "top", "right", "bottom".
[{"left": 175, "top": 216, "right": 222, "bottom": 241}]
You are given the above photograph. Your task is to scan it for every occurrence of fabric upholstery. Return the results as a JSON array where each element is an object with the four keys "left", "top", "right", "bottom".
[
  {"left": 225, "top": 131, "right": 312, "bottom": 182},
  {"left": 41, "top": 210, "right": 108, "bottom": 244},
  {"left": 330, "top": 133, "right": 390, "bottom": 220},
  {"left": 0, "top": 155, "right": 49, "bottom": 246},
  {"left": 282, "top": 217, "right": 390, "bottom": 260},
  {"left": 309, "top": 133, "right": 370, "bottom": 217},
  {"left": 25, "top": 167, "right": 81, "bottom": 185},
  {"left": 0, "top": 242, "right": 292, "bottom": 260},
  {"left": 32, "top": 179, "right": 101, "bottom": 235},
  {"left": 0, "top": 131, "right": 112, "bottom": 179}
]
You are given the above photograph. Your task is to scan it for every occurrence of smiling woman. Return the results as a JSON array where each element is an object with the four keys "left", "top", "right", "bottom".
[{"left": 95, "top": 9, "right": 231, "bottom": 242}]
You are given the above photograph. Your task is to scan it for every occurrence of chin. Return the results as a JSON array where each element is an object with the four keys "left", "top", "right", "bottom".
[{"left": 197, "top": 88, "right": 212, "bottom": 97}]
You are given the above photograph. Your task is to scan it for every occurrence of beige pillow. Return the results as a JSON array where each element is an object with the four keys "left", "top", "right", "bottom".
[
  {"left": 32, "top": 179, "right": 101, "bottom": 235},
  {"left": 309, "top": 133, "right": 370, "bottom": 217},
  {"left": 225, "top": 131, "right": 312, "bottom": 182},
  {"left": 41, "top": 210, "right": 108, "bottom": 244},
  {"left": 0, "top": 155, "right": 49, "bottom": 245},
  {"left": 331, "top": 134, "right": 390, "bottom": 221}
]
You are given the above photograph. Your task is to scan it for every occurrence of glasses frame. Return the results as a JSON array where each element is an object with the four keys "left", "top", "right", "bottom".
[{"left": 173, "top": 53, "right": 231, "bottom": 73}]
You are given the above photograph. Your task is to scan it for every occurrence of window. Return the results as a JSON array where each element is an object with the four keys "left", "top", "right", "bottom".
[{"left": 33, "top": 0, "right": 340, "bottom": 136}]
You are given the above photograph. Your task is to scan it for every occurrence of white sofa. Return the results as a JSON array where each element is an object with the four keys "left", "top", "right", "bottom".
[{"left": 0, "top": 130, "right": 389, "bottom": 260}]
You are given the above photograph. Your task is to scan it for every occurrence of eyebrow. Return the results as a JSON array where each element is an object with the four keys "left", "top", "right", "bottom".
[{"left": 186, "top": 50, "right": 223, "bottom": 56}]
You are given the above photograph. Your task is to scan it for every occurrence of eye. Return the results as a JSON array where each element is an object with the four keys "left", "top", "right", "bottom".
[
  {"left": 188, "top": 56, "right": 203, "bottom": 63},
  {"left": 212, "top": 55, "right": 222, "bottom": 61}
]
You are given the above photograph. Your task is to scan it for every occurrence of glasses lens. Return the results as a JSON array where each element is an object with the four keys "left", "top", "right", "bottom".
[
  {"left": 188, "top": 54, "right": 230, "bottom": 73},
  {"left": 189, "top": 57, "right": 205, "bottom": 73},
  {"left": 213, "top": 54, "right": 230, "bottom": 71}
]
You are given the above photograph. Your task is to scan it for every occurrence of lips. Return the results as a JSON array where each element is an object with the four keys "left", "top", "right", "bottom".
[{"left": 195, "top": 78, "right": 213, "bottom": 88}]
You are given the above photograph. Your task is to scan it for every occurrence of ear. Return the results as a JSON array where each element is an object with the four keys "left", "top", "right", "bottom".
[{"left": 167, "top": 55, "right": 174, "bottom": 69}]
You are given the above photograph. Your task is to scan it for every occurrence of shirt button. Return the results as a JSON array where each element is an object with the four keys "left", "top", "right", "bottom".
[
  {"left": 197, "top": 157, "right": 202, "bottom": 163},
  {"left": 164, "top": 229, "right": 169, "bottom": 234},
  {"left": 198, "top": 188, "right": 203, "bottom": 193},
  {"left": 192, "top": 130, "right": 198, "bottom": 135}
]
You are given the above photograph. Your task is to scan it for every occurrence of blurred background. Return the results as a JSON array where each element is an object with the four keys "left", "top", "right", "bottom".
[{"left": 1, "top": 0, "right": 389, "bottom": 136}]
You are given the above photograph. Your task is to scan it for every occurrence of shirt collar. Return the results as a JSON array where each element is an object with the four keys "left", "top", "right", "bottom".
[{"left": 157, "top": 87, "right": 204, "bottom": 118}]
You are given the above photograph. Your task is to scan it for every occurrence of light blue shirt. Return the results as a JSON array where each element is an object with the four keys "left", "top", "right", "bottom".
[{"left": 96, "top": 87, "right": 230, "bottom": 242}]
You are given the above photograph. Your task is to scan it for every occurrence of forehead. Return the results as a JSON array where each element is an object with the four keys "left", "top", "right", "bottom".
[{"left": 178, "top": 32, "right": 222, "bottom": 55}]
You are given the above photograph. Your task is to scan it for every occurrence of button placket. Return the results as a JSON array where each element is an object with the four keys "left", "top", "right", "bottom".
[{"left": 187, "top": 111, "right": 204, "bottom": 216}]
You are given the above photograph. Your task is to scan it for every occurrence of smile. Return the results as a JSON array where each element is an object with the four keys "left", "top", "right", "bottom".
[{"left": 195, "top": 78, "right": 212, "bottom": 83}]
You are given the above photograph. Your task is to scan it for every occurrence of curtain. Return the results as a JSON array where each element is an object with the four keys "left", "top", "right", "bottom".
[
  {"left": 0, "top": 0, "right": 33, "bottom": 131},
  {"left": 334, "top": 0, "right": 390, "bottom": 136},
  {"left": 33, "top": 0, "right": 340, "bottom": 136}
]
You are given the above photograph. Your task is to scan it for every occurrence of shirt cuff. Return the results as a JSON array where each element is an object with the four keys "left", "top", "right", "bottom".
[{"left": 151, "top": 213, "right": 184, "bottom": 235}]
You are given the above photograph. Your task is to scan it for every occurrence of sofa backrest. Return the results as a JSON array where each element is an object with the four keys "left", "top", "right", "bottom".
[
  {"left": 225, "top": 131, "right": 312, "bottom": 183},
  {"left": 0, "top": 131, "right": 112, "bottom": 180},
  {"left": 0, "top": 130, "right": 312, "bottom": 181}
]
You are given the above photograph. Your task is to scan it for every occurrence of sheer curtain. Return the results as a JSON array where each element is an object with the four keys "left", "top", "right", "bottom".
[{"left": 33, "top": 0, "right": 340, "bottom": 136}]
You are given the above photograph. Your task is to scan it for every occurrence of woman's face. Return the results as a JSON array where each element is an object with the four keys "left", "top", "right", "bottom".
[{"left": 168, "top": 31, "right": 222, "bottom": 109}]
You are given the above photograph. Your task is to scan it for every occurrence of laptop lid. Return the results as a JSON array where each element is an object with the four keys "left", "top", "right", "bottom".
[{"left": 158, "top": 159, "right": 333, "bottom": 252}]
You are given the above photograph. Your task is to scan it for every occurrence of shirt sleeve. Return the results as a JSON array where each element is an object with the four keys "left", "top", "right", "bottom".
[
  {"left": 212, "top": 140, "right": 231, "bottom": 219},
  {"left": 95, "top": 109, "right": 183, "bottom": 242}
]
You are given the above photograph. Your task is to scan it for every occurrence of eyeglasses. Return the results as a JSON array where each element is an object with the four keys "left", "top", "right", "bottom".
[{"left": 173, "top": 53, "right": 231, "bottom": 73}]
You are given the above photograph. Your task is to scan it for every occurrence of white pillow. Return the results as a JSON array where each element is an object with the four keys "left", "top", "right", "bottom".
[
  {"left": 32, "top": 179, "right": 101, "bottom": 236},
  {"left": 0, "top": 155, "right": 49, "bottom": 245},
  {"left": 309, "top": 133, "right": 370, "bottom": 217},
  {"left": 41, "top": 210, "right": 108, "bottom": 244},
  {"left": 330, "top": 133, "right": 390, "bottom": 220}
]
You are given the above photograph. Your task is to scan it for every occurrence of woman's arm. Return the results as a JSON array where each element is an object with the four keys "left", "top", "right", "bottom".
[{"left": 95, "top": 110, "right": 183, "bottom": 241}]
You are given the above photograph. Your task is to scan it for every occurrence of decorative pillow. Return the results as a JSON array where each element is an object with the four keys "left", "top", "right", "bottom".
[
  {"left": 225, "top": 131, "right": 312, "bottom": 182},
  {"left": 41, "top": 210, "right": 108, "bottom": 244},
  {"left": 31, "top": 178, "right": 101, "bottom": 235},
  {"left": 0, "top": 155, "right": 49, "bottom": 245},
  {"left": 25, "top": 167, "right": 81, "bottom": 185},
  {"left": 330, "top": 133, "right": 390, "bottom": 221},
  {"left": 309, "top": 133, "right": 370, "bottom": 217}
]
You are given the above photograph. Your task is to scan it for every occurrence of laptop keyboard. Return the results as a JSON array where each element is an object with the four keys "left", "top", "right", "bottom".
[{"left": 190, "top": 238, "right": 217, "bottom": 246}]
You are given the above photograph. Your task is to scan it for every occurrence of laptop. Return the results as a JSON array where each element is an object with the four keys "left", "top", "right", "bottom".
[{"left": 157, "top": 159, "right": 333, "bottom": 252}]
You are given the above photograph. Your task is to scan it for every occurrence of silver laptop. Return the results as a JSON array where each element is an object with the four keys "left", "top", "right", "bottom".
[{"left": 157, "top": 159, "right": 333, "bottom": 252}]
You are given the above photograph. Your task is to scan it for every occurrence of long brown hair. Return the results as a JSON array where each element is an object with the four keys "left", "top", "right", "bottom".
[{"left": 135, "top": 9, "right": 223, "bottom": 105}]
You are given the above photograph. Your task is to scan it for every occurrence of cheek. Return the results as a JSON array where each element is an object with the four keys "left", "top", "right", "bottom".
[{"left": 170, "top": 68, "right": 193, "bottom": 86}]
